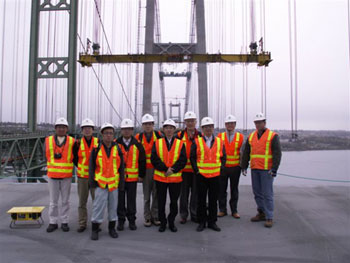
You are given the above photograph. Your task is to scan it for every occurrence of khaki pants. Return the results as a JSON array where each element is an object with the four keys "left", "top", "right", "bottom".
[
  {"left": 142, "top": 168, "right": 158, "bottom": 220},
  {"left": 48, "top": 177, "right": 72, "bottom": 224},
  {"left": 77, "top": 177, "right": 95, "bottom": 227}
]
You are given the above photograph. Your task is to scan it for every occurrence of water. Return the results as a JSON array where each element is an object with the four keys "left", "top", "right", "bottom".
[{"left": 239, "top": 150, "right": 350, "bottom": 187}]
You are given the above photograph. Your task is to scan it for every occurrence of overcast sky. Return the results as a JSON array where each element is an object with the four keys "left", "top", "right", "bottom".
[{"left": 0, "top": 0, "right": 349, "bottom": 131}]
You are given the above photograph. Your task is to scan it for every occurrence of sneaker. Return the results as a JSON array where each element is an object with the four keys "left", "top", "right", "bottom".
[
  {"left": 144, "top": 219, "right": 152, "bottom": 227},
  {"left": 250, "top": 212, "right": 266, "bottom": 222},
  {"left": 152, "top": 219, "right": 161, "bottom": 226},
  {"left": 217, "top": 211, "right": 227, "bottom": 217},
  {"left": 46, "top": 224, "right": 58, "bottom": 233},
  {"left": 61, "top": 223, "right": 70, "bottom": 232},
  {"left": 264, "top": 219, "right": 273, "bottom": 228}
]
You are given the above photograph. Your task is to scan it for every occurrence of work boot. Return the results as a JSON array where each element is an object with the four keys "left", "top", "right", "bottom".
[
  {"left": 46, "top": 224, "right": 58, "bottom": 233},
  {"left": 129, "top": 221, "right": 137, "bottom": 231},
  {"left": 108, "top": 221, "right": 118, "bottom": 238},
  {"left": 77, "top": 226, "right": 86, "bottom": 233},
  {"left": 61, "top": 223, "right": 70, "bottom": 232},
  {"left": 117, "top": 220, "right": 124, "bottom": 231},
  {"left": 264, "top": 219, "right": 274, "bottom": 228},
  {"left": 250, "top": 211, "right": 266, "bottom": 222},
  {"left": 91, "top": 222, "right": 100, "bottom": 240}
]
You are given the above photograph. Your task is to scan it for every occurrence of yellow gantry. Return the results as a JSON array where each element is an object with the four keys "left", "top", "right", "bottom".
[{"left": 78, "top": 52, "right": 272, "bottom": 67}]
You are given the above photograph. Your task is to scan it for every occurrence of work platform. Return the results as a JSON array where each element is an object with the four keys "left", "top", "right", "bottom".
[{"left": 0, "top": 183, "right": 348, "bottom": 263}]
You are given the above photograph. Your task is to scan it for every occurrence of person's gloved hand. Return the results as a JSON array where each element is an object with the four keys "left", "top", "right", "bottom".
[
  {"left": 242, "top": 169, "right": 247, "bottom": 176},
  {"left": 268, "top": 169, "right": 277, "bottom": 177}
]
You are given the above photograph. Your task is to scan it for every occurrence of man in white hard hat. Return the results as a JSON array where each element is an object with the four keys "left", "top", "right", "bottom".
[
  {"left": 45, "top": 117, "right": 75, "bottom": 233},
  {"left": 135, "top": 114, "right": 163, "bottom": 227},
  {"left": 116, "top": 118, "right": 146, "bottom": 231},
  {"left": 217, "top": 115, "right": 244, "bottom": 219},
  {"left": 72, "top": 118, "right": 99, "bottom": 233},
  {"left": 190, "top": 117, "right": 226, "bottom": 232},
  {"left": 89, "top": 123, "right": 125, "bottom": 240},
  {"left": 176, "top": 111, "right": 202, "bottom": 224},
  {"left": 241, "top": 113, "right": 282, "bottom": 228},
  {"left": 151, "top": 119, "right": 187, "bottom": 232}
]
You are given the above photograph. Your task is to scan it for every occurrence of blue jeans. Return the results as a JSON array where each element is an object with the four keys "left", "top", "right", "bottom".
[{"left": 251, "top": 169, "right": 274, "bottom": 219}]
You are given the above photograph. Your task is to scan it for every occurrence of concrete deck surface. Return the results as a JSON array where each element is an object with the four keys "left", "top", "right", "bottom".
[{"left": 0, "top": 183, "right": 349, "bottom": 263}]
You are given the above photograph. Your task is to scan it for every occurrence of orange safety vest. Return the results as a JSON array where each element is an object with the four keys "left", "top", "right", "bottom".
[
  {"left": 219, "top": 131, "right": 243, "bottom": 167},
  {"left": 46, "top": 135, "right": 75, "bottom": 178},
  {"left": 248, "top": 129, "right": 276, "bottom": 170},
  {"left": 77, "top": 137, "right": 99, "bottom": 178},
  {"left": 118, "top": 143, "right": 139, "bottom": 182},
  {"left": 154, "top": 138, "right": 183, "bottom": 183},
  {"left": 95, "top": 144, "right": 121, "bottom": 192},
  {"left": 135, "top": 131, "right": 160, "bottom": 169},
  {"left": 177, "top": 130, "right": 201, "bottom": 173},
  {"left": 195, "top": 137, "right": 223, "bottom": 178}
]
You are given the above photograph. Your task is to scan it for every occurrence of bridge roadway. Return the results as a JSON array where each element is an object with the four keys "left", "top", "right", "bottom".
[{"left": 0, "top": 183, "right": 348, "bottom": 263}]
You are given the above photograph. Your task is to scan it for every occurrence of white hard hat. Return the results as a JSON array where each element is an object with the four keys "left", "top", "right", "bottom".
[
  {"left": 100, "top": 122, "right": 115, "bottom": 132},
  {"left": 201, "top": 117, "right": 214, "bottom": 127},
  {"left": 184, "top": 111, "right": 197, "bottom": 120},
  {"left": 120, "top": 118, "right": 134, "bottom": 128},
  {"left": 163, "top": 119, "right": 177, "bottom": 128},
  {"left": 142, "top": 114, "right": 155, "bottom": 124},
  {"left": 55, "top": 117, "right": 68, "bottom": 127},
  {"left": 254, "top": 112, "right": 266, "bottom": 121},
  {"left": 225, "top": 114, "right": 237, "bottom": 123},
  {"left": 81, "top": 118, "right": 95, "bottom": 128}
]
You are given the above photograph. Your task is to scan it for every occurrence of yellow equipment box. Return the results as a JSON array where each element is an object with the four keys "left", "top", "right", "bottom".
[{"left": 7, "top": 206, "right": 45, "bottom": 228}]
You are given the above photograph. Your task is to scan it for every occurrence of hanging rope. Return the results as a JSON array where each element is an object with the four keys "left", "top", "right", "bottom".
[{"left": 77, "top": 33, "right": 122, "bottom": 121}]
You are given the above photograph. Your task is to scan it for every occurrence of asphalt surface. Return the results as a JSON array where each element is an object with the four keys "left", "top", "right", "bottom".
[{"left": 0, "top": 183, "right": 349, "bottom": 263}]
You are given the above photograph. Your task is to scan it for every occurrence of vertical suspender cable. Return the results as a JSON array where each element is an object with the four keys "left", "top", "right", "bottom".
[
  {"left": 0, "top": 0, "right": 6, "bottom": 122},
  {"left": 288, "top": 0, "right": 295, "bottom": 136},
  {"left": 293, "top": 0, "right": 298, "bottom": 134}
]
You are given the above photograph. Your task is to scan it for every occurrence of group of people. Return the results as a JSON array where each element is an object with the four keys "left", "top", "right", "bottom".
[{"left": 44, "top": 111, "right": 281, "bottom": 240}]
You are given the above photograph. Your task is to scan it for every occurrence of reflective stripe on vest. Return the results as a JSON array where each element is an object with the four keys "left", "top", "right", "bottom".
[
  {"left": 119, "top": 143, "right": 139, "bottom": 182},
  {"left": 77, "top": 137, "right": 99, "bottom": 178},
  {"left": 154, "top": 138, "right": 183, "bottom": 183},
  {"left": 95, "top": 145, "right": 120, "bottom": 192},
  {"left": 220, "top": 132, "right": 243, "bottom": 167},
  {"left": 46, "top": 135, "right": 74, "bottom": 178},
  {"left": 248, "top": 129, "right": 276, "bottom": 170},
  {"left": 137, "top": 132, "right": 158, "bottom": 169},
  {"left": 196, "top": 137, "right": 222, "bottom": 178},
  {"left": 178, "top": 130, "right": 197, "bottom": 172}
]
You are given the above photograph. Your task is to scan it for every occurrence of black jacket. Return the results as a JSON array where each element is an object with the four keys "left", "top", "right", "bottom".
[
  {"left": 116, "top": 136, "right": 146, "bottom": 178},
  {"left": 72, "top": 136, "right": 99, "bottom": 167},
  {"left": 151, "top": 137, "right": 187, "bottom": 174},
  {"left": 190, "top": 135, "right": 226, "bottom": 175},
  {"left": 89, "top": 142, "right": 125, "bottom": 191}
]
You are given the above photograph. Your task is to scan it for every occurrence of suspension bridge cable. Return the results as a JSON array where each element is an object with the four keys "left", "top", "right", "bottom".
[
  {"left": 0, "top": 0, "right": 6, "bottom": 122},
  {"left": 293, "top": 0, "right": 298, "bottom": 133},
  {"left": 77, "top": 33, "right": 122, "bottom": 121},
  {"left": 288, "top": 0, "right": 295, "bottom": 136},
  {"left": 93, "top": 0, "right": 139, "bottom": 125}
]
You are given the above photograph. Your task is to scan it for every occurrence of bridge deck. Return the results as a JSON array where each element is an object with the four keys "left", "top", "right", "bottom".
[{"left": 0, "top": 183, "right": 348, "bottom": 263}]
